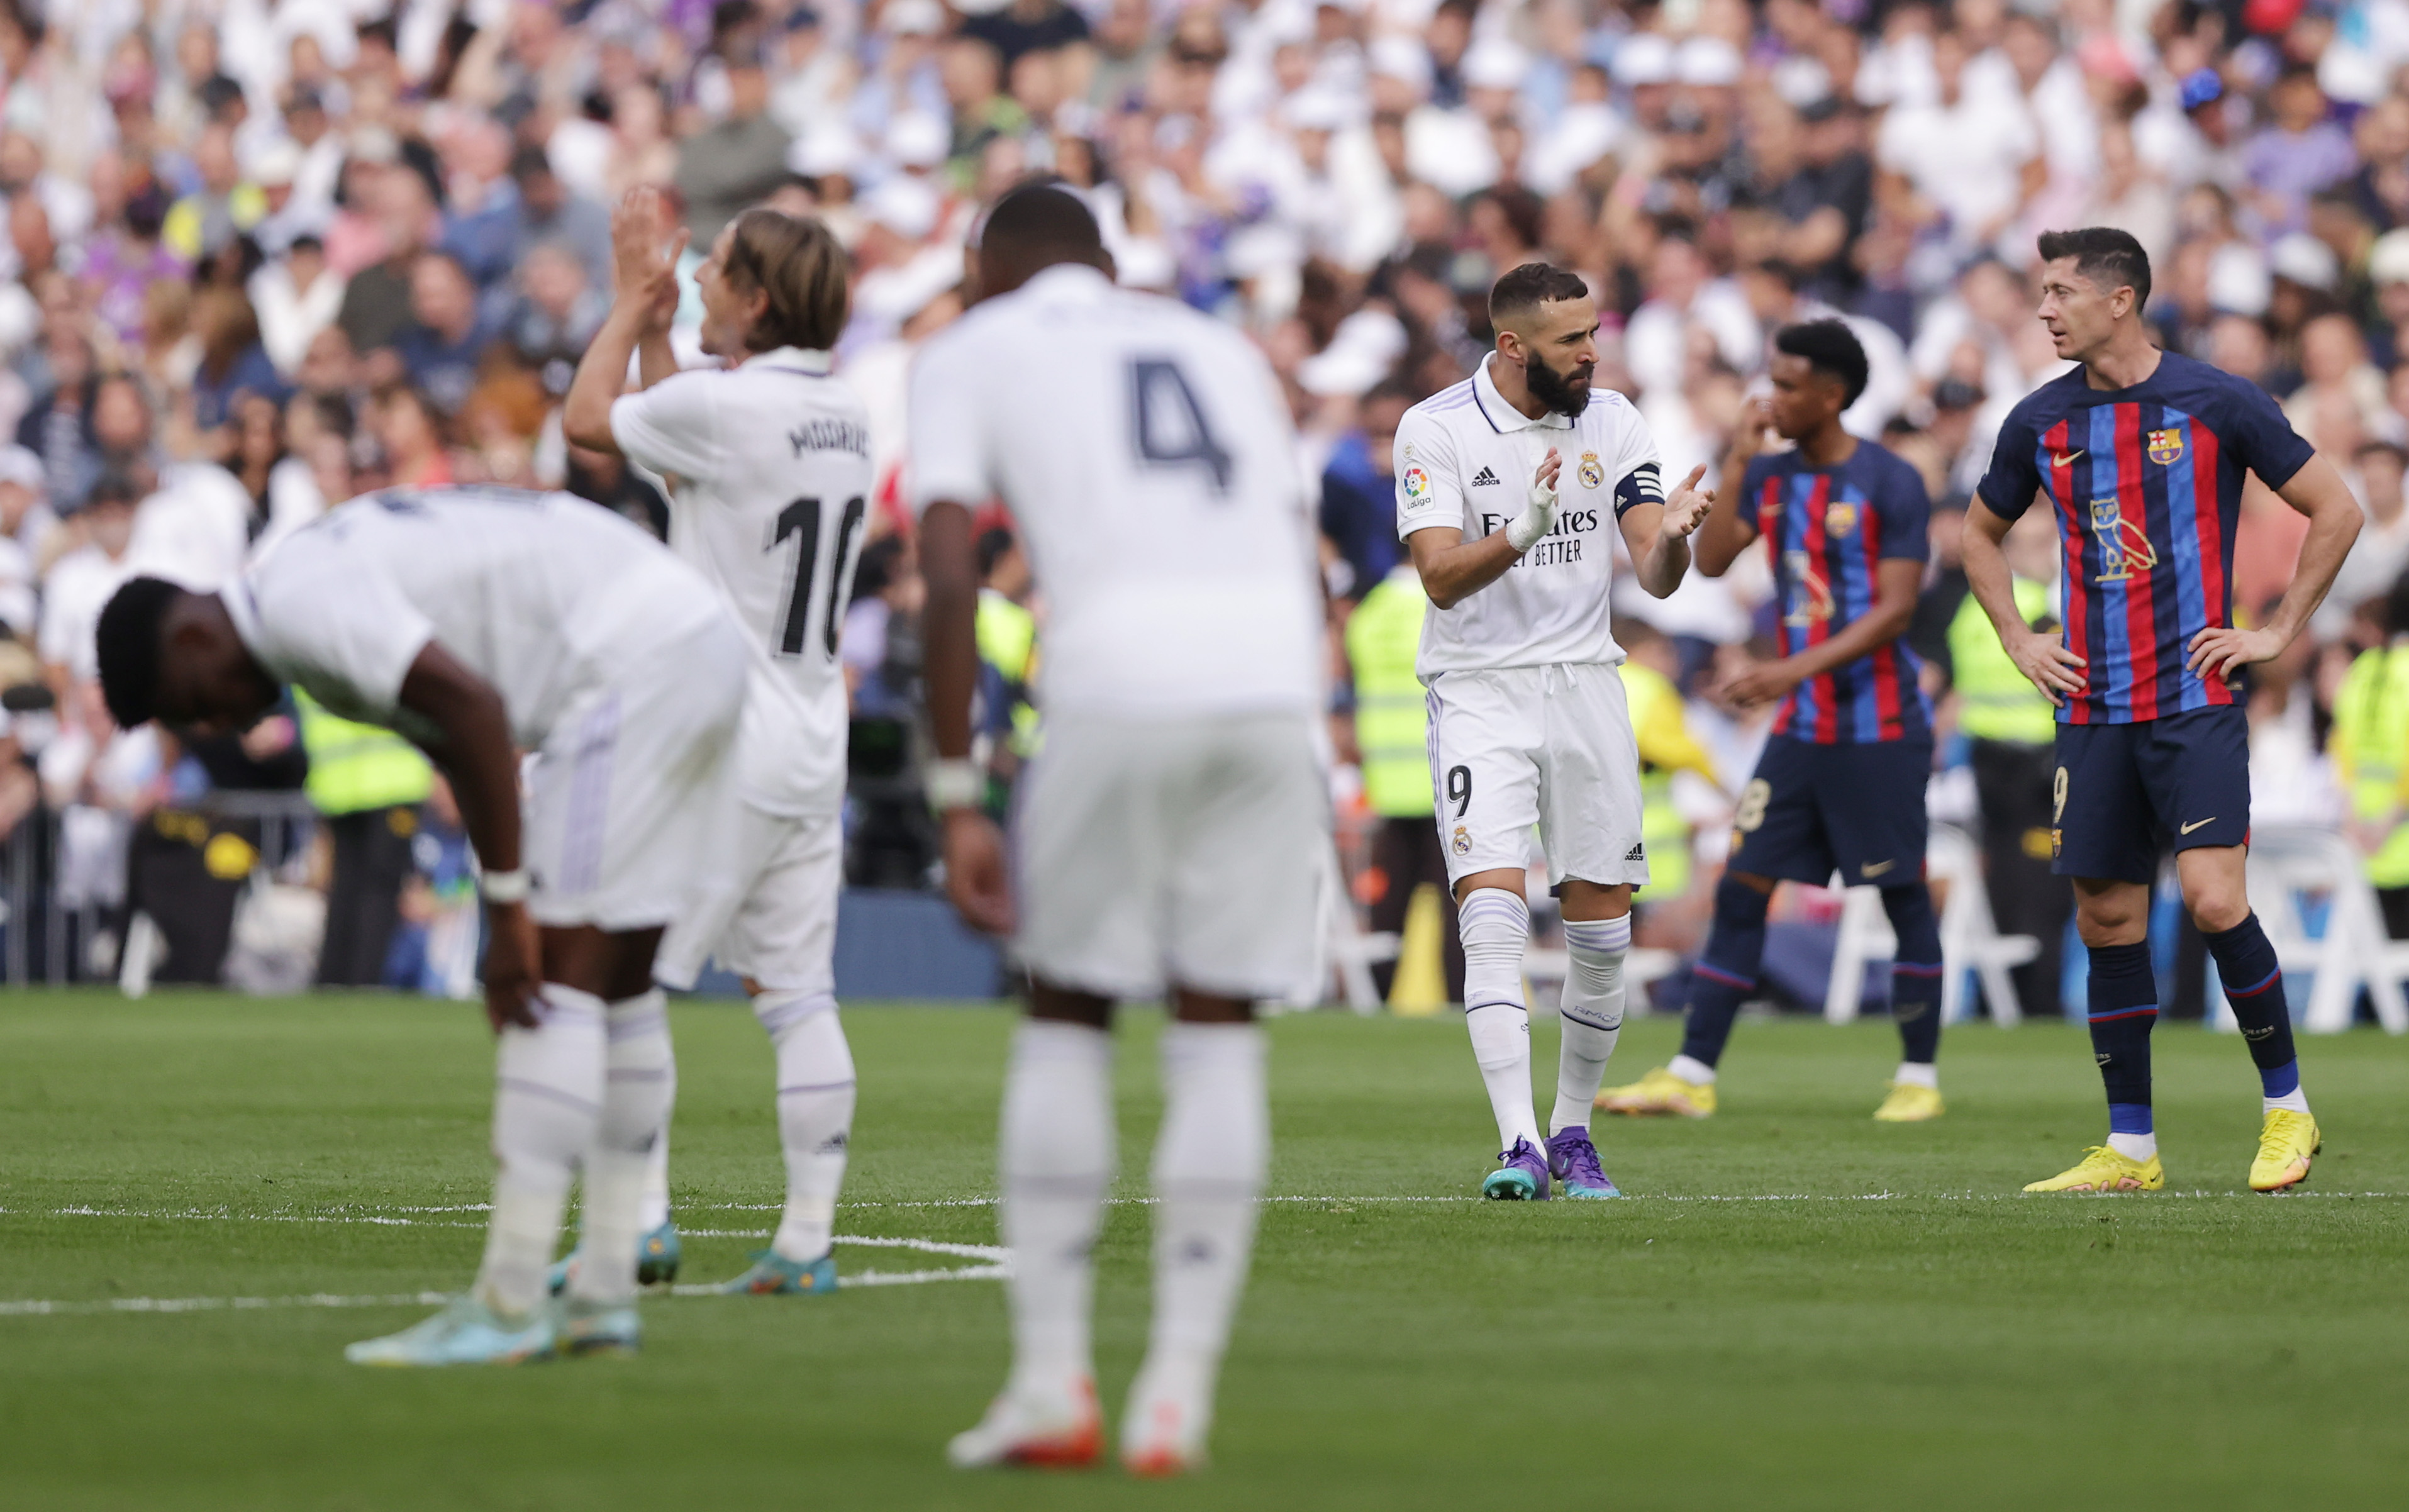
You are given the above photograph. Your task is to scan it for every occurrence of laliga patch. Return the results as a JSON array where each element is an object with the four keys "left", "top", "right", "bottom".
[
  {"left": 1401, "top": 465, "right": 1431, "bottom": 509},
  {"left": 1450, "top": 826, "right": 1472, "bottom": 858},
  {"left": 1824, "top": 501, "right": 1857, "bottom": 535},
  {"left": 2147, "top": 428, "right": 2183, "bottom": 465},
  {"left": 1577, "top": 451, "right": 1604, "bottom": 489}
]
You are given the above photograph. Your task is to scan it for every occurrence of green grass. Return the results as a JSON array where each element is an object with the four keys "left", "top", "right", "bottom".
[{"left": 4, "top": 992, "right": 2408, "bottom": 1511}]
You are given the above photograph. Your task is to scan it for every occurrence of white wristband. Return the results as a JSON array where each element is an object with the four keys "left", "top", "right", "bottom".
[
  {"left": 1505, "top": 500, "right": 1554, "bottom": 553},
  {"left": 925, "top": 758, "right": 982, "bottom": 814},
  {"left": 480, "top": 868, "right": 530, "bottom": 904}
]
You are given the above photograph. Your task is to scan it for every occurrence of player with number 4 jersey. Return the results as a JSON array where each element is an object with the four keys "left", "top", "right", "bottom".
[
  {"left": 1395, "top": 262, "right": 1713, "bottom": 1205},
  {"left": 562, "top": 188, "right": 869, "bottom": 1297},
  {"left": 1962, "top": 228, "right": 2363, "bottom": 1194}
]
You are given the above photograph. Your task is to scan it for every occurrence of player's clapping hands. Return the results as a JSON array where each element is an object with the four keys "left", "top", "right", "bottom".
[
  {"left": 1659, "top": 464, "right": 1715, "bottom": 542},
  {"left": 611, "top": 187, "right": 689, "bottom": 334}
]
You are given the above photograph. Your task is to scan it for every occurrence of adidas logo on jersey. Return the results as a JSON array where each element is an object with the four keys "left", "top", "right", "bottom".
[
  {"left": 1625, "top": 843, "right": 1645, "bottom": 862},
  {"left": 1471, "top": 466, "right": 1501, "bottom": 486}
]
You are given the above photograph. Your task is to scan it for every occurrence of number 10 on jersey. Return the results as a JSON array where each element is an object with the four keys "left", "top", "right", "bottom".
[{"left": 771, "top": 495, "right": 867, "bottom": 658}]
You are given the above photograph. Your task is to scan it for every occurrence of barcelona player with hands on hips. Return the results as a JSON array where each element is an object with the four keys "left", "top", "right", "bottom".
[
  {"left": 1601, "top": 320, "right": 1947, "bottom": 1124},
  {"left": 1961, "top": 228, "right": 2362, "bottom": 1194}
]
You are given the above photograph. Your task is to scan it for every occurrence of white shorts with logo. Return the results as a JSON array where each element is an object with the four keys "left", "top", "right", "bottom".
[
  {"left": 1423, "top": 662, "right": 1648, "bottom": 891},
  {"left": 654, "top": 803, "right": 843, "bottom": 996},
  {"left": 523, "top": 609, "right": 748, "bottom": 933},
  {"left": 1013, "top": 710, "right": 1327, "bottom": 1003}
]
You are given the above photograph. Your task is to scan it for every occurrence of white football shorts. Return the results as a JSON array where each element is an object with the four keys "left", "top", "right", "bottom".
[
  {"left": 1423, "top": 661, "right": 1648, "bottom": 891},
  {"left": 523, "top": 604, "right": 748, "bottom": 933},
  {"left": 1013, "top": 709, "right": 1327, "bottom": 1003},
  {"left": 653, "top": 803, "right": 842, "bottom": 996}
]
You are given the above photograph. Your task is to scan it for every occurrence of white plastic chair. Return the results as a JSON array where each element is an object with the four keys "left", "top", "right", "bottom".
[
  {"left": 1824, "top": 824, "right": 2040, "bottom": 1026},
  {"left": 2217, "top": 826, "right": 2409, "bottom": 1035},
  {"left": 1302, "top": 840, "right": 1396, "bottom": 1013}
]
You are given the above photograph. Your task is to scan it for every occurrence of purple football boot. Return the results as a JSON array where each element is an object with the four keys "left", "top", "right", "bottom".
[
  {"left": 1481, "top": 1136, "right": 1552, "bottom": 1200},
  {"left": 1544, "top": 1126, "right": 1623, "bottom": 1199}
]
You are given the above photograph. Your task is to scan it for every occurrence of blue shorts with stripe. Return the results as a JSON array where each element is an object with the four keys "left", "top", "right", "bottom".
[
  {"left": 1725, "top": 734, "right": 1933, "bottom": 888},
  {"left": 2050, "top": 704, "right": 2250, "bottom": 884}
]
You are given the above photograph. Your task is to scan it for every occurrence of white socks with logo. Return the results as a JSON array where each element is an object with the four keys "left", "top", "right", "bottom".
[
  {"left": 999, "top": 1019, "right": 1116, "bottom": 1403},
  {"left": 477, "top": 985, "right": 605, "bottom": 1318},
  {"left": 569, "top": 989, "right": 676, "bottom": 1307},
  {"left": 1459, "top": 888, "right": 1542, "bottom": 1152},
  {"left": 755, "top": 990, "right": 856, "bottom": 1264},
  {"left": 1129, "top": 1021, "right": 1268, "bottom": 1449},
  {"left": 1554, "top": 914, "right": 1630, "bottom": 1134}
]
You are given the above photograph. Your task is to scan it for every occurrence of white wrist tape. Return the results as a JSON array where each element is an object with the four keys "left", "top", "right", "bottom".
[
  {"left": 480, "top": 869, "right": 530, "bottom": 905},
  {"left": 925, "top": 758, "right": 982, "bottom": 814},
  {"left": 1505, "top": 477, "right": 1557, "bottom": 553}
]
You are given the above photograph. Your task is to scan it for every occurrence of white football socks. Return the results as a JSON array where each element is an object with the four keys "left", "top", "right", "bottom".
[
  {"left": 2107, "top": 1131, "right": 2159, "bottom": 1162},
  {"left": 1553, "top": 914, "right": 1630, "bottom": 1135},
  {"left": 1128, "top": 1021, "right": 1267, "bottom": 1453},
  {"left": 638, "top": 1133, "right": 672, "bottom": 1233},
  {"left": 999, "top": 1018, "right": 1115, "bottom": 1402},
  {"left": 1459, "top": 889, "right": 1542, "bottom": 1152},
  {"left": 567, "top": 989, "right": 675, "bottom": 1307},
  {"left": 1893, "top": 1061, "right": 1940, "bottom": 1089},
  {"left": 1667, "top": 1053, "right": 1718, "bottom": 1086},
  {"left": 756, "top": 990, "right": 856, "bottom": 1264},
  {"left": 477, "top": 985, "right": 605, "bottom": 1318}
]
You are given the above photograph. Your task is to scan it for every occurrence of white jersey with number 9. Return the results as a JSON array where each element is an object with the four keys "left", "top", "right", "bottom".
[
  {"left": 904, "top": 264, "right": 1321, "bottom": 719},
  {"left": 610, "top": 346, "right": 874, "bottom": 816}
]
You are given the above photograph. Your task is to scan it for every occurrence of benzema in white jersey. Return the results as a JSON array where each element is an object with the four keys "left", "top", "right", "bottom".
[
  {"left": 562, "top": 187, "right": 869, "bottom": 1298},
  {"left": 1396, "top": 262, "right": 1713, "bottom": 1207}
]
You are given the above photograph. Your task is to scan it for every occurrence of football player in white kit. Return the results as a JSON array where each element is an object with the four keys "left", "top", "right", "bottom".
[
  {"left": 911, "top": 185, "right": 1325, "bottom": 1475},
  {"left": 1397, "top": 262, "right": 1712, "bottom": 1201},
  {"left": 560, "top": 187, "right": 871, "bottom": 1296},
  {"left": 92, "top": 489, "right": 748, "bottom": 1365}
]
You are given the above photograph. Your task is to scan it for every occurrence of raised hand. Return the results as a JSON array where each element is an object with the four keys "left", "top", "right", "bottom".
[
  {"left": 611, "top": 187, "right": 689, "bottom": 329},
  {"left": 1659, "top": 463, "right": 1715, "bottom": 542}
]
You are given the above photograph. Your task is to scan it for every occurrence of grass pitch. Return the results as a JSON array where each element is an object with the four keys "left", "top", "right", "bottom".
[{"left": 4, "top": 992, "right": 2408, "bottom": 1511}]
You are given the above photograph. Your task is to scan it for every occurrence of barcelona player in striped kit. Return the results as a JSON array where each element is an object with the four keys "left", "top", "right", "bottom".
[
  {"left": 1602, "top": 321, "right": 1949, "bottom": 1123},
  {"left": 1962, "top": 228, "right": 2363, "bottom": 1194}
]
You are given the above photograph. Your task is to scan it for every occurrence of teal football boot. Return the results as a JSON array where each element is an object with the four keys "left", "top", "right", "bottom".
[
  {"left": 345, "top": 1295, "right": 555, "bottom": 1367},
  {"left": 557, "top": 1296, "right": 642, "bottom": 1357},
  {"left": 716, "top": 1248, "right": 839, "bottom": 1296},
  {"left": 548, "top": 1220, "right": 681, "bottom": 1296}
]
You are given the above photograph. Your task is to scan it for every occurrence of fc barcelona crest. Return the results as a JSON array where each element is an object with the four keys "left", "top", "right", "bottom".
[
  {"left": 1825, "top": 501, "right": 1857, "bottom": 535},
  {"left": 2147, "top": 427, "right": 2184, "bottom": 465},
  {"left": 1577, "top": 451, "right": 1604, "bottom": 489}
]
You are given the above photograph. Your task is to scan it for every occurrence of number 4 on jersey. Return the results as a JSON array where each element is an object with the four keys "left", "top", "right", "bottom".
[
  {"left": 771, "top": 495, "right": 867, "bottom": 658},
  {"left": 1130, "top": 358, "right": 1233, "bottom": 495}
]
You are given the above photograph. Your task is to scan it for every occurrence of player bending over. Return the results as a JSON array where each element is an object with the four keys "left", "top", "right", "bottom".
[
  {"left": 1395, "top": 262, "right": 1712, "bottom": 1201},
  {"left": 913, "top": 184, "right": 1326, "bottom": 1474},
  {"left": 95, "top": 486, "right": 747, "bottom": 1362},
  {"left": 559, "top": 189, "right": 867, "bottom": 1296},
  {"left": 1961, "top": 228, "right": 2361, "bottom": 1193},
  {"left": 1603, "top": 320, "right": 1947, "bottom": 1123}
]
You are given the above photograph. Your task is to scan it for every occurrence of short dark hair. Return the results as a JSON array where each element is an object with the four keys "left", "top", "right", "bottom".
[
  {"left": 2035, "top": 226, "right": 2152, "bottom": 310},
  {"left": 85, "top": 469, "right": 145, "bottom": 509},
  {"left": 980, "top": 179, "right": 1104, "bottom": 262},
  {"left": 96, "top": 576, "right": 186, "bottom": 730},
  {"left": 1489, "top": 262, "right": 1589, "bottom": 323},
  {"left": 722, "top": 208, "right": 850, "bottom": 351},
  {"left": 975, "top": 526, "right": 1018, "bottom": 578},
  {"left": 1772, "top": 319, "right": 1869, "bottom": 408}
]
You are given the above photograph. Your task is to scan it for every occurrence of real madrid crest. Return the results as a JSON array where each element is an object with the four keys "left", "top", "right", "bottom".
[
  {"left": 2147, "top": 427, "right": 2183, "bottom": 465},
  {"left": 1450, "top": 826, "right": 1472, "bottom": 857},
  {"left": 1825, "top": 501, "right": 1857, "bottom": 535},
  {"left": 1577, "top": 451, "right": 1604, "bottom": 489}
]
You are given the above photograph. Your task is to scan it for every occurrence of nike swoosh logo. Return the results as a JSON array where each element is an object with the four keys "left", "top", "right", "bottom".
[
  {"left": 2050, "top": 450, "right": 2086, "bottom": 467},
  {"left": 1861, "top": 860, "right": 1896, "bottom": 877},
  {"left": 2179, "top": 818, "right": 2216, "bottom": 835}
]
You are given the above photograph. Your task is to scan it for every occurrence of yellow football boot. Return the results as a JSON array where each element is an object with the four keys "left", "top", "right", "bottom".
[
  {"left": 1872, "top": 1081, "right": 1945, "bottom": 1122},
  {"left": 2022, "top": 1145, "right": 2164, "bottom": 1192},
  {"left": 2249, "top": 1110, "right": 2320, "bottom": 1192},
  {"left": 1596, "top": 1065, "right": 1716, "bottom": 1118}
]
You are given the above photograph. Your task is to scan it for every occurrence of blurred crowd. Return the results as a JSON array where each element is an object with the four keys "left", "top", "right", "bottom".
[{"left": 3, "top": 0, "right": 2408, "bottom": 999}]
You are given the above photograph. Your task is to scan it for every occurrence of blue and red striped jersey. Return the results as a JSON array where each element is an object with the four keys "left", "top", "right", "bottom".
[
  {"left": 1974, "top": 353, "right": 2316, "bottom": 725},
  {"left": 1742, "top": 440, "right": 1934, "bottom": 743}
]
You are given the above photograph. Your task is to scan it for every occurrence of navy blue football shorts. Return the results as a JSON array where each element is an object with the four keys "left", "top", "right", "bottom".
[
  {"left": 2050, "top": 704, "right": 2250, "bottom": 884},
  {"left": 1726, "top": 734, "right": 1934, "bottom": 887}
]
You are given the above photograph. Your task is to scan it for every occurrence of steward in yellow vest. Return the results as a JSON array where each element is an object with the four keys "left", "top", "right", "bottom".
[
  {"left": 2332, "top": 584, "right": 2409, "bottom": 935},
  {"left": 1345, "top": 565, "right": 1463, "bottom": 1002},
  {"left": 296, "top": 691, "right": 433, "bottom": 987}
]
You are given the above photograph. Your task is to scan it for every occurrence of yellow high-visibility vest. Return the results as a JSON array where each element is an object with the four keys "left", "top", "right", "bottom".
[
  {"left": 1948, "top": 577, "right": 2058, "bottom": 745},
  {"left": 1346, "top": 567, "right": 1435, "bottom": 818},
  {"left": 1621, "top": 660, "right": 1715, "bottom": 903},
  {"left": 2332, "top": 642, "right": 2409, "bottom": 889},
  {"left": 295, "top": 691, "right": 433, "bottom": 818}
]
